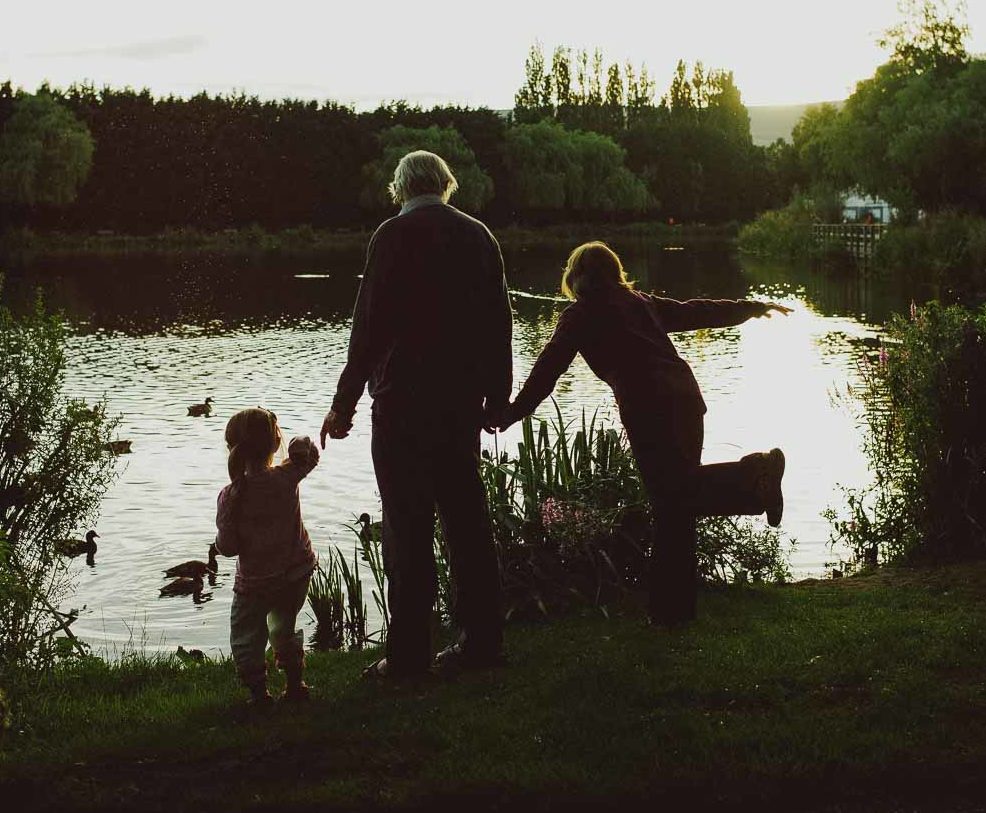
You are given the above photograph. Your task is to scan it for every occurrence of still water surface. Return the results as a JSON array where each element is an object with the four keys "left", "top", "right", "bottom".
[{"left": 4, "top": 241, "right": 924, "bottom": 655}]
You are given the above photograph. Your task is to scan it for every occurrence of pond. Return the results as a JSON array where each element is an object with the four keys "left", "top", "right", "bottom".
[{"left": 2, "top": 239, "right": 925, "bottom": 656}]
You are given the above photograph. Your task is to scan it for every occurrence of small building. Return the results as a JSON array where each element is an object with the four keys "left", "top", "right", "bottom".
[{"left": 841, "top": 192, "right": 894, "bottom": 224}]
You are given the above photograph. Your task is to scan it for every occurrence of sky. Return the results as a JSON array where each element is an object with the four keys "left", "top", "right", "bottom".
[{"left": 3, "top": 0, "right": 986, "bottom": 109}]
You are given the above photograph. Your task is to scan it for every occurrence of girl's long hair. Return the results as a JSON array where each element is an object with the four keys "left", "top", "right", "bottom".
[
  {"left": 224, "top": 408, "right": 282, "bottom": 482},
  {"left": 561, "top": 241, "right": 635, "bottom": 301}
]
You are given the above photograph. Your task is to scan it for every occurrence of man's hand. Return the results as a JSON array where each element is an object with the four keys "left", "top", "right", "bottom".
[
  {"left": 756, "top": 302, "right": 793, "bottom": 319},
  {"left": 320, "top": 410, "right": 353, "bottom": 448}
]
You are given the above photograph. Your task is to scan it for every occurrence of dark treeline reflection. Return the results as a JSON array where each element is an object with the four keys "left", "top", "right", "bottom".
[{"left": 4, "top": 243, "right": 924, "bottom": 337}]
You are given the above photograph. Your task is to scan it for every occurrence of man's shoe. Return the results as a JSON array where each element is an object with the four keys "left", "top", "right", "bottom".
[{"left": 758, "top": 448, "right": 786, "bottom": 527}]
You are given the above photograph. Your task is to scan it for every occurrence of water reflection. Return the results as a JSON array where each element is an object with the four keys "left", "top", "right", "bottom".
[{"left": 2, "top": 242, "right": 927, "bottom": 656}]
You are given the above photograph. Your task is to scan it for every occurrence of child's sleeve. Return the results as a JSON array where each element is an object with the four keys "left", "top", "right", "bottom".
[
  {"left": 647, "top": 295, "right": 766, "bottom": 332},
  {"left": 214, "top": 483, "right": 242, "bottom": 556},
  {"left": 280, "top": 435, "right": 320, "bottom": 483}
]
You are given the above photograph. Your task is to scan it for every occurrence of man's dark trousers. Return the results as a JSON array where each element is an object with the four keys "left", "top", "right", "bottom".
[{"left": 371, "top": 400, "right": 503, "bottom": 675}]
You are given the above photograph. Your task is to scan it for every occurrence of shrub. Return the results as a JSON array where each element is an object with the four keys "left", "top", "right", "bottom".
[
  {"left": 0, "top": 287, "right": 117, "bottom": 703},
  {"left": 482, "top": 407, "right": 794, "bottom": 618},
  {"left": 738, "top": 197, "right": 814, "bottom": 259},
  {"left": 826, "top": 301, "right": 986, "bottom": 568},
  {"left": 873, "top": 212, "right": 986, "bottom": 302}
]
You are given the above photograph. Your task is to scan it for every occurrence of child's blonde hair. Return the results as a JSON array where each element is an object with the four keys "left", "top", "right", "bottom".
[
  {"left": 561, "top": 241, "right": 635, "bottom": 300},
  {"left": 225, "top": 408, "right": 282, "bottom": 482}
]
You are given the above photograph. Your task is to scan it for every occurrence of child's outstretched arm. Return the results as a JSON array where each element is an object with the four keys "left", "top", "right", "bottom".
[
  {"left": 280, "top": 435, "right": 320, "bottom": 483},
  {"left": 647, "top": 295, "right": 792, "bottom": 332}
]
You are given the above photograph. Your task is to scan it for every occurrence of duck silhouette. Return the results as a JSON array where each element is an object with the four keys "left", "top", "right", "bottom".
[
  {"left": 55, "top": 531, "right": 99, "bottom": 566},
  {"left": 102, "top": 440, "right": 133, "bottom": 455},
  {"left": 164, "top": 543, "right": 218, "bottom": 579},
  {"left": 187, "top": 397, "right": 214, "bottom": 417},
  {"left": 358, "top": 513, "right": 383, "bottom": 544},
  {"left": 160, "top": 574, "right": 204, "bottom": 600}
]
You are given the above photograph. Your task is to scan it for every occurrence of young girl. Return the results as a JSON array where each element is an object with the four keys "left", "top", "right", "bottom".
[
  {"left": 215, "top": 408, "right": 320, "bottom": 704},
  {"left": 499, "top": 242, "right": 791, "bottom": 627}
]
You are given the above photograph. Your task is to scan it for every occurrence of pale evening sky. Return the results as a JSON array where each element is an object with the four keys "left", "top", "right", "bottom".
[{"left": 4, "top": 0, "right": 985, "bottom": 109}]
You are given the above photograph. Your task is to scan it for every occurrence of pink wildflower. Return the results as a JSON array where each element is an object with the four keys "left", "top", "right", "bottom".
[
  {"left": 910, "top": 300, "right": 917, "bottom": 321},
  {"left": 878, "top": 347, "right": 889, "bottom": 366}
]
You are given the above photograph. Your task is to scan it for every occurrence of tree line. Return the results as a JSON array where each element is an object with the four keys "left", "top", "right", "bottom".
[{"left": 0, "top": 47, "right": 795, "bottom": 234}]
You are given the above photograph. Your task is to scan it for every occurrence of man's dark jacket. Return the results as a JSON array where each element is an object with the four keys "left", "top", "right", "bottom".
[{"left": 332, "top": 202, "right": 513, "bottom": 422}]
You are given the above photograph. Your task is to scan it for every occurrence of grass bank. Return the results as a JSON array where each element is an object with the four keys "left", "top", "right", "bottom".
[
  {"left": 0, "top": 221, "right": 738, "bottom": 259},
  {"left": 3, "top": 564, "right": 986, "bottom": 812}
]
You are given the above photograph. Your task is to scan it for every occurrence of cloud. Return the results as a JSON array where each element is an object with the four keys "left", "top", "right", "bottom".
[{"left": 37, "top": 35, "right": 207, "bottom": 61}]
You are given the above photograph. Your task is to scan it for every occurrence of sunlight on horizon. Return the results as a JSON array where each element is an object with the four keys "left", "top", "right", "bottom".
[{"left": 4, "top": 0, "right": 986, "bottom": 110}]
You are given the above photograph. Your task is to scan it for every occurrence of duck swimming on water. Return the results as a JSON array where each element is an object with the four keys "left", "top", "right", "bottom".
[
  {"left": 160, "top": 574, "right": 204, "bottom": 600},
  {"left": 55, "top": 531, "right": 99, "bottom": 566},
  {"left": 164, "top": 544, "right": 218, "bottom": 579},
  {"left": 103, "top": 440, "right": 133, "bottom": 455},
  {"left": 187, "top": 397, "right": 214, "bottom": 417}
]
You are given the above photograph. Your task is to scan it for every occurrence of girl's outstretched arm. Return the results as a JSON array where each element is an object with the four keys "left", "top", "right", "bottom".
[
  {"left": 647, "top": 295, "right": 791, "bottom": 332},
  {"left": 502, "top": 305, "right": 583, "bottom": 427},
  {"left": 279, "top": 435, "right": 320, "bottom": 483}
]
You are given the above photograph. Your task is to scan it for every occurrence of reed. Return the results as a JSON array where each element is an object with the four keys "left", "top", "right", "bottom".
[{"left": 307, "top": 555, "right": 345, "bottom": 651}]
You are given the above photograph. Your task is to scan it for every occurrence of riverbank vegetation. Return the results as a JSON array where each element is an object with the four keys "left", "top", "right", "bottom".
[
  {"left": 3, "top": 563, "right": 986, "bottom": 811},
  {"left": 0, "top": 220, "right": 738, "bottom": 258},
  {"left": 826, "top": 300, "right": 986, "bottom": 569},
  {"left": 0, "top": 289, "right": 118, "bottom": 707}
]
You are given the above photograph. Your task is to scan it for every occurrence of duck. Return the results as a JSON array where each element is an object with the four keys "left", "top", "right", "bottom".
[
  {"left": 55, "top": 531, "right": 99, "bottom": 566},
  {"left": 187, "top": 397, "right": 214, "bottom": 417},
  {"left": 358, "top": 513, "right": 383, "bottom": 544},
  {"left": 160, "top": 574, "right": 204, "bottom": 598},
  {"left": 102, "top": 440, "right": 133, "bottom": 455},
  {"left": 164, "top": 543, "right": 218, "bottom": 579}
]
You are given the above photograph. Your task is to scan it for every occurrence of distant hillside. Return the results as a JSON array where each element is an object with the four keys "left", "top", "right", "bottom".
[{"left": 746, "top": 102, "right": 843, "bottom": 146}]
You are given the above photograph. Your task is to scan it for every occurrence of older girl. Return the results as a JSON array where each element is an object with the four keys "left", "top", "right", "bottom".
[
  {"left": 215, "top": 408, "right": 319, "bottom": 704},
  {"left": 500, "top": 242, "right": 790, "bottom": 626}
]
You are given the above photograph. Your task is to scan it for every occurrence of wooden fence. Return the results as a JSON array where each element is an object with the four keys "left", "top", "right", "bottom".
[{"left": 811, "top": 223, "right": 887, "bottom": 259}]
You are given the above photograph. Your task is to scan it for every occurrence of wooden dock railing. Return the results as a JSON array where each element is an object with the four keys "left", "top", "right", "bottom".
[{"left": 811, "top": 223, "right": 886, "bottom": 258}]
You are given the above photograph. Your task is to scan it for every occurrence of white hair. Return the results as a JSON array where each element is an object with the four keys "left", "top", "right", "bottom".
[{"left": 388, "top": 150, "right": 459, "bottom": 206}]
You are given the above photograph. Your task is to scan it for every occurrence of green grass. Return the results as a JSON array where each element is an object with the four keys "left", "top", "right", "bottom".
[{"left": 3, "top": 564, "right": 986, "bottom": 811}]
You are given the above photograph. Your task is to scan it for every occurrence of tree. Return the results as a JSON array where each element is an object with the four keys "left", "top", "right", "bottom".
[
  {"left": 604, "top": 63, "right": 626, "bottom": 133},
  {"left": 878, "top": 0, "right": 969, "bottom": 72},
  {"left": 359, "top": 124, "right": 494, "bottom": 213},
  {"left": 1, "top": 289, "right": 117, "bottom": 699},
  {"left": 503, "top": 120, "right": 648, "bottom": 217},
  {"left": 819, "top": 1, "right": 986, "bottom": 215},
  {"left": 514, "top": 42, "right": 553, "bottom": 123},
  {"left": 0, "top": 92, "right": 94, "bottom": 206}
]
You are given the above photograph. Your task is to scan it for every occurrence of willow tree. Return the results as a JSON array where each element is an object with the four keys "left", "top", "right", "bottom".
[
  {"left": 359, "top": 124, "right": 494, "bottom": 214},
  {"left": 0, "top": 92, "right": 94, "bottom": 207}
]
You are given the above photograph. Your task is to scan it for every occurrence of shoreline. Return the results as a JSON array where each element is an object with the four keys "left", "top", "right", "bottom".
[{"left": 0, "top": 222, "right": 739, "bottom": 259}]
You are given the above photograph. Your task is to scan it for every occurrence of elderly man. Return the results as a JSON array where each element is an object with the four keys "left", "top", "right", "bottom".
[{"left": 321, "top": 150, "right": 512, "bottom": 678}]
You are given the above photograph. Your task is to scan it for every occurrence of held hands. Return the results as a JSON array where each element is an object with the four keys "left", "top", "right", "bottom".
[
  {"left": 755, "top": 302, "right": 794, "bottom": 318},
  {"left": 320, "top": 409, "right": 353, "bottom": 448},
  {"left": 484, "top": 402, "right": 519, "bottom": 434}
]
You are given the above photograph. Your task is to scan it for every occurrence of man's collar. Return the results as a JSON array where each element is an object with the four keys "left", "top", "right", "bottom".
[{"left": 399, "top": 194, "right": 445, "bottom": 215}]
